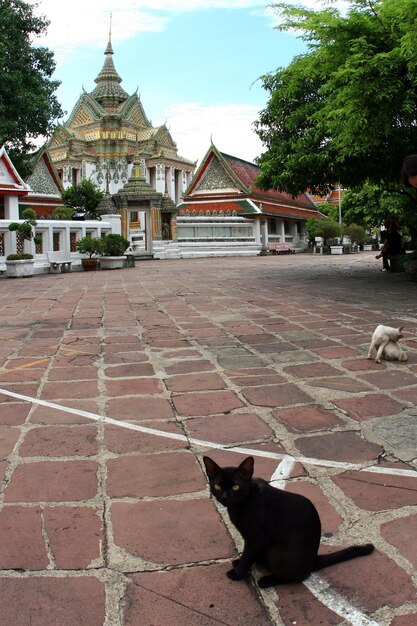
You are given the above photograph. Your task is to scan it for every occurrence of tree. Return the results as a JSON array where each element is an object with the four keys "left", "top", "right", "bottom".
[
  {"left": 61, "top": 179, "right": 104, "bottom": 218},
  {"left": 0, "top": 0, "right": 63, "bottom": 174},
  {"left": 255, "top": 1, "right": 417, "bottom": 203}
]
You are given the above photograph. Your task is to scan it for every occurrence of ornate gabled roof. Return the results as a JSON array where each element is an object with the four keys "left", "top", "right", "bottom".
[
  {"left": 186, "top": 144, "right": 247, "bottom": 195},
  {"left": 89, "top": 34, "right": 129, "bottom": 107},
  {"left": 25, "top": 147, "right": 63, "bottom": 195},
  {"left": 0, "top": 145, "right": 30, "bottom": 197},
  {"left": 118, "top": 94, "right": 151, "bottom": 128},
  {"left": 65, "top": 93, "right": 104, "bottom": 128}
]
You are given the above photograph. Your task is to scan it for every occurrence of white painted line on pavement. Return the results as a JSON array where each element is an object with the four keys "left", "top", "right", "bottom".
[{"left": 0, "top": 387, "right": 416, "bottom": 479}]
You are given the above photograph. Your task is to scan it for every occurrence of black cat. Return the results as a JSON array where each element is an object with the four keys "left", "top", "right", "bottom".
[{"left": 203, "top": 455, "right": 374, "bottom": 587}]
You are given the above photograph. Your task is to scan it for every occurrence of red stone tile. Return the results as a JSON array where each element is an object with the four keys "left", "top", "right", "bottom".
[
  {"left": 276, "top": 581, "right": 342, "bottom": 625},
  {"left": 0, "top": 368, "right": 45, "bottom": 383},
  {"left": 331, "top": 394, "right": 406, "bottom": 421},
  {"left": 0, "top": 402, "right": 31, "bottom": 425},
  {"left": 332, "top": 470, "right": 417, "bottom": 511},
  {"left": 286, "top": 481, "right": 343, "bottom": 534},
  {"left": 342, "top": 358, "right": 386, "bottom": 371},
  {"left": 390, "top": 613, "right": 417, "bottom": 626},
  {"left": 294, "top": 431, "right": 382, "bottom": 463},
  {"left": 31, "top": 400, "right": 98, "bottom": 424},
  {"left": 103, "top": 351, "right": 149, "bottom": 364},
  {"left": 104, "top": 362, "right": 154, "bottom": 377},
  {"left": 104, "top": 422, "right": 187, "bottom": 454},
  {"left": 4, "top": 460, "right": 98, "bottom": 502},
  {"left": 44, "top": 506, "right": 102, "bottom": 569},
  {"left": 107, "top": 451, "right": 206, "bottom": 498},
  {"left": 306, "top": 376, "right": 372, "bottom": 392},
  {"left": 40, "top": 380, "right": 99, "bottom": 400},
  {"left": 229, "top": 373, "right": 286, "bottom": 387},
  {"left": 125, "top": 564, "right": 271, "bottom": 625},
  {"left": 272, "top": 405, "right": 343, "bottom": 432},
  {"left": 164, "top": 359, "right": 215, "bottom": 374},
  {"left": 111, "top": 498, "right": 235, "bottom": 564},
  {"left": 0, "top": 577, "right": 105, "bottom": 626},
  {"left": 165, "top": 372, "right": 227, "bottom": 392},
  {"left": 104, "top": 377, "right": 162, "bottom": 396},
  {"left": 47, "top": 366, "right": 98, "bottom": 381},
  {"left": 107, "top": 396, "right": 174, "bottom": 421},
  {"left": 0, "top": 461, "right": 6, "bottom": 483},
  {"left": 310, "top": 345, "right": 360, "bottom": 359},
  {"left": 392, "top": 385, "right": 417, "bottom": 404},
  {"left": 186, "top": 412, "right": 273, "bottom": 445},
  {"left": 0, "top": 427, "right": 20, "bottom": 460},
  {"left": 224, "top": 367, "right": 277, "bottom": 377},
  {"left": 172, "top": 390, "right": 244, "bottom": 416},
  {"left": 19, "top": 425, "right": 98, "bottom": 457},
  {"left": 0, "top": 506, "right": 48, "bottom": 569},
  {"left": 357, "top": 370, "right": 417, "bottom": 389},
  {"left": 321, "top": 549, "right": 416, "bottom": 611},
  {"left": 283, "top": 362, "right": 344, "bottom": 378},
  {"left": 241, "top": 383, "right": 313, "bottom": 407},
  {"left": 381, "top": 513, "right": 417, "bottom": 568}
]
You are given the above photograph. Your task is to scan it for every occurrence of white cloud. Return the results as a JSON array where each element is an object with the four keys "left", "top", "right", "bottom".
[{"left": 156, "top": 102, "right": 265, "bottom": 165}]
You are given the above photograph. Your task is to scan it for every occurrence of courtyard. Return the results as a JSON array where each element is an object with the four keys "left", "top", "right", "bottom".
[{"left": 0, "top": 251, "right": 416, "bottom": 625}]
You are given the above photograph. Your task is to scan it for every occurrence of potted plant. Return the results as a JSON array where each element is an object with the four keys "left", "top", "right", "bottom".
[
  {"left": 6, "top": 208, "right": 41, "bottom": 277},
  {"left": 99, "top": 234, "right": 130, "bottom": 269},
  {"left": 75, "top": 236, "right": 103, "bottom": 270}
]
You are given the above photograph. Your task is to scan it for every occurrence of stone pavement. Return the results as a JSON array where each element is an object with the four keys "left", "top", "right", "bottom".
[{"left": 0, "top": 252, "right": 416, "bottom": 626}]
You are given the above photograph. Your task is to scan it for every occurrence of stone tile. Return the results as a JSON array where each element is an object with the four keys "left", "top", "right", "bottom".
[
  {"left": 0, "top": 427, "right": 20, "bottom": 459},
  {"left": 0, "top": 577, "right": 105, "bottom": 626},
  {"left": 44, "top": 506, "right": 103, "bottom": 569},
  {"left": 104, "top": 362, "right": 154, "bottom": 377},
  {"left": 294, "top": 431, "right": 382, "bottom": 463},
  {"left": 107, "top": 451, "right": 206, "bottom": 498},
  {"left": 164, "top": 360, "right": 215, "bottom": 374},
  {"left": 0, "top": 368, "right": 45, "bottom": 383},
  {"left": 228, "top": 373, "right": 286, "bottom": 387},
  {"left": 310, "top": 345, "right": 360, "bottom": 359},
  {"left": 305, "top": 377, "right": 372, "bottom": 392},
  {"left": 172, "top": 390, "right": 244, "bottom": 417},
  {"left": 0, "top": 506, "right": 48, "bottom": 569},
  {"left": 104, "top": 422, "right": 187, "bottom": 454},
  {"left": 4, "top": 460, "right": 98, "bottom": 502},
  {"left": 19, "top": 425, "right": 98, "bottom": 457},
  {"left": 342, "top": 358, "right": 386, "bottom": 371},
  {"left": 0, "top": 461, "right": 6, "bottom": 483},
  {"left": 380, "top": 513, "right": 417, "bottom": 568},
  {"left": 30, "top": 399, "right": 98, "bottom": 424},
  {"left": 272, "top": 405, "right": 343, "bottom": 432},
  {"left": 276, "top": 581, "right": 343, "bottom": 625},
  {"left": 241, "top": 383, "right": 313, "bottom": 407},
  {"left": 107, "top": 396, "right": 174, "bottom": 421},
  {"left": 47, "top": 366, "right": 98, "bottom": 381},
  {"left": 390, "top": 613, "right": 417, "bottom": 626},
  {"left": 332, "top": 470, "right": 417, "bottom": 511},
  {"left": 186, "top": 412, "right": 273, "bottom": 445},
  {"left": 104, "top": 377, "right": 162, "bottom": 396},
  {"left": 357, "top": 370, "right": 417, "bottom": 389},
  {"left": 111, "top": 498, "right": 235, "bottom": 564},
  {"left": 321, "top": 549, "right": 416, "bottom": 611},
  {"left": 283, "top": 362, "right": 343, "bottom": 378},
  {"left": 102, "top": 351, "right": 149, "bottom": 364},
  {"left": 165, "top": 372, "right": 227, "bottom": 392},
  {"left": 40, "top": 380, "right": 99, "bottom": 400},
  {"left": 392, "top": 385, "right": 417, "bottom": 404},
  {"left": 331, "top": 394, "right": 406, "bottom": 421},
  {"left": 125, "top": 564, "right": 272, "bottom": 625}
]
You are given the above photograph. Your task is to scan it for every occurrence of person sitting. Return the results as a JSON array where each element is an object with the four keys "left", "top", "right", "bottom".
[{"left": 375, "top": 214, "right": 404, "bottom": 271}]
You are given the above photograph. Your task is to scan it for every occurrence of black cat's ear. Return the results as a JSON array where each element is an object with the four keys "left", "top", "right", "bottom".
[
  {"left": 203, "top": 456, "right": 220, "bottom": 478},
  {"left": 238, "top": 456, "right": 254, "bottom": 480}
]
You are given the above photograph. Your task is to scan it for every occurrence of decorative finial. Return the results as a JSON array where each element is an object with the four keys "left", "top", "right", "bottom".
[{"left": 109, "top": 12, "right": 112, "bottom": 41}]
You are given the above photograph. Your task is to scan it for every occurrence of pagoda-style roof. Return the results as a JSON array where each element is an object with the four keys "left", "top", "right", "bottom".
[
  {"left": 179, "top": 144, "right": 326, "bottom": 221},
  {"left": 0, "top": 146, "right": 30, "bottom": 197},
  {"left": 89, "top": 34, "right": 129, "bottom": 107}
]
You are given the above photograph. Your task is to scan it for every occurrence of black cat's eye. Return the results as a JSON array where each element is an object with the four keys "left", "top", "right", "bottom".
[
  {"left": 214, "top": 484, "right": 221, "bottom": 491},
  {"left": 232, "top": 484, "right": 240, "bottom": 491}
]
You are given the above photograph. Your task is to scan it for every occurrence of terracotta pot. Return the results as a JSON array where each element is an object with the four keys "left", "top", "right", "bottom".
[{"left": 81, "top": 258, "right": 99, "bottom": 271}]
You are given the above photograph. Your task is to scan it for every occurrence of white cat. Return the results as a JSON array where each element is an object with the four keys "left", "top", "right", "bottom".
[{"left": 367, "top": 325, "right": 408, "bottom": 363}]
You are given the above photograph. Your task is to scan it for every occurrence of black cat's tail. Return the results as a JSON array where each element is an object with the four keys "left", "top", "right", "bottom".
[{"left": 314, "top": 543, "right": 375, "bottom": 572}]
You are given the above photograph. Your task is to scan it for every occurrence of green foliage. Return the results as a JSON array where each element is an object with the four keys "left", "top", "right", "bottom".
[
  {"left": 8, "top": 207, "right": 37, "bottom": 241},
  {"left": 0, "top": 0, "right": 63, "bottom": 175},
  {"left": 75, "top": 236, "right": 104, "bottom": 258},
  {"left": 305, "top": 217, "right": 341, "bottom": 242},
  {"left": 343, "top": 223, "right": 366, "bottom": 245},
  {"left": 61, "top": 179, "right": 104, "bottom": 216},
  {"left": 101, "top": 234, "right": 130, "bottom": 256},
  {"left": 6, "top": 253, "right": 34, "bottom": 260},
  {"left": 255, "top": 0, "right": 417, "bottom": 198},
  {"left": 50, "top": 206, "right": 75, "bottom": 220}
]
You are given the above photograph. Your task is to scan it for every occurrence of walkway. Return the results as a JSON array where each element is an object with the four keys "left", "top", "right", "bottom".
[{"left": 0, "top": 252, "right": 416, "bottom": 626}]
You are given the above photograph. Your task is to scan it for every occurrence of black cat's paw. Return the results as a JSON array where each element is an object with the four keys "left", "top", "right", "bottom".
[{"left": 226, "top": 568, "right": 242, "bottom": 581}]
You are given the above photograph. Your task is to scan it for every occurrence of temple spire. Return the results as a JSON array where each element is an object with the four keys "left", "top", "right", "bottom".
[{"left": 89, "top": 20, "right": 128, "bottom": 108}]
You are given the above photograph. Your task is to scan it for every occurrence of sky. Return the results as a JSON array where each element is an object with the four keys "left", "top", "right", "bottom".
[{"left": 28, "top": 1, "right": 343, "bottom": 165}]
